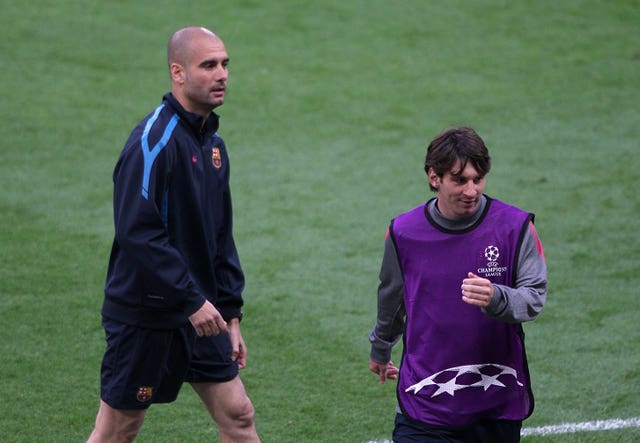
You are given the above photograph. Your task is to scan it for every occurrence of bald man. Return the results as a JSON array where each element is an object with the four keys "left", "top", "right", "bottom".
[{"left": 87, "top": 27, "right": 260, "bottom": 442}]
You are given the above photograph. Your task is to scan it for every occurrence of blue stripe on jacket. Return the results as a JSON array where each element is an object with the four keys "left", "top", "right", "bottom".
[{"left": 140, "top": 104, "right": 179, "bottom": 199}]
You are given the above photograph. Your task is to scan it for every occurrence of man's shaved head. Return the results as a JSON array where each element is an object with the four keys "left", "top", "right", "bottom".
[
  {"left": 167, "top": 26, "right": 221, "bottom": 68},
  {"left": 165, "top": 26, "right": 229, "bottom": 116}
]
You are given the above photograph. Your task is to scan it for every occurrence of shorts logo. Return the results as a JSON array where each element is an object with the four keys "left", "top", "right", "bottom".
[
  {"left": 211, "top": 147, "right": 222, "bottom": 168},
  {"left": 136, "top": 386, "right": 154, "bottom": 403}
]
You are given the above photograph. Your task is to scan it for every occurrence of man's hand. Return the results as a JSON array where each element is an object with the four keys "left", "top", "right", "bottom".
[
  {"left": 228, "top": 318, "right": 248, "bottom": 369},
  {"left": 369, "top": 359, "right": 399, "bottom": 384},
  {"left": 189, "top": 300, "right": 228, "bottom": 337},
  {"left": 461, "top": 272, "right": 494, "bottom": 308}
]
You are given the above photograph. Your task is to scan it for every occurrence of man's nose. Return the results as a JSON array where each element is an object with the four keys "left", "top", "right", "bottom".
[
  {"left": 463, "top": 181, "right": 478, "bottom": 195},
  {"left": 216, "top": 66, "right": 228, "bottom": 81}
]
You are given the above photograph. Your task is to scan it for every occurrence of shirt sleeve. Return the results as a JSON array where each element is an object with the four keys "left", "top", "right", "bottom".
[
  {"left": 484, "top": 221, "right": 547, "bottom": 323},
  {"left": 369, "top": 231, "right": 406, "bottom": 364}
]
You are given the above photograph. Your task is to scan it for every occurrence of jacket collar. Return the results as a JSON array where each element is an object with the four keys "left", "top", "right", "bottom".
[{"left": 162, "top": 93, "right": 220, "bottom": 139}]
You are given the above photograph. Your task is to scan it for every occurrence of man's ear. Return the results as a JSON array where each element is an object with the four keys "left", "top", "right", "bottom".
[
  {"left": 170, "top": 63, "right": 185, "bottom": 84},
  {"left": 427, "top": 168, "right": 440, "bottom": 189}
]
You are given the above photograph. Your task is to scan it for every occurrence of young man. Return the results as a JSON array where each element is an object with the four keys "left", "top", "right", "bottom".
[
  {"left": 87, "top": 27, "right": 260, "bottom": 442},
  {"left": 369, "top": 126, "right": 547, "bottom": 443}
]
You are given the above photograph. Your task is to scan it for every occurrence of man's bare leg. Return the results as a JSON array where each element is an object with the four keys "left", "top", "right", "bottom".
[
  {"left": 191, "top": 376, "right": 260, "bottom": 443},
  {"left": 87, "top": 400, "right": 147, "bottom": 443}
]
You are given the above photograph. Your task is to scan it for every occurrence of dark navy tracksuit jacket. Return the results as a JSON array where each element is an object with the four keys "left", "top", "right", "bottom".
[{"left": 102, "top": 93, "right": 244, "bottom": 329}]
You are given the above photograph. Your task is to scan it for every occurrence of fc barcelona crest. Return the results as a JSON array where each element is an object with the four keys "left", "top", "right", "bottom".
[
  {"left": 211, "top": 147, "right": 222, "bottom": 169},
  {"left": 136, "top": 386, "right": 154, "bottom": 403}
]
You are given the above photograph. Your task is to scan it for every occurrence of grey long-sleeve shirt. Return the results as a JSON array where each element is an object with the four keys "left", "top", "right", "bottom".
[{"left": 369, "top": 195, "right": 547, "bottom": 364}]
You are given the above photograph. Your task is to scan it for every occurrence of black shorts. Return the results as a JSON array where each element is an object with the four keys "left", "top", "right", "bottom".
[
  {"left": 100, "top": 318, "right": 238, "bottom": 410},
  {"left": 186, "top": 332, "right": 239, "bottom": 384},
  {"left": 393, "top": 413, "right": 522, "bottom": 443}
]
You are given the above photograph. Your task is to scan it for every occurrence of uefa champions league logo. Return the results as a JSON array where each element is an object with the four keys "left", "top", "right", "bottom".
[
  {"left": 477, "top": 245, "right": 507, "bottom": 277},
  {"left": 484, "top": 245, "right": 500, "bottom": 264},
  {"left": 405, "top": 363, "right": 523, "bottom": 398}
]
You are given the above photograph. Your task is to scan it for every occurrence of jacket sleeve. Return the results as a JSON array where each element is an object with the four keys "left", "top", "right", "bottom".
[
  {"left": 112, "top": 131, "right": 206, "bottom": 317},
  {"left": 369, "top": 231, "right": 405, "bottom": 364},
  {"left": 484, "top": 221, "right": 547, "bottom": 323},
  {"left": 212, "top": 186, "right": 245, "bottom": 321}
]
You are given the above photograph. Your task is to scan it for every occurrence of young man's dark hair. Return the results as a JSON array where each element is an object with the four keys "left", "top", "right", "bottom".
[{"left": 424, "top": 126, "right": 492, "bottom": 192}]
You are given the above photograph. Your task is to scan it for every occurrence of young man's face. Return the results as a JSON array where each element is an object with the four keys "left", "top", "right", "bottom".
[{"left": 429, "top": 160, "right": 486, "bottom": 220}]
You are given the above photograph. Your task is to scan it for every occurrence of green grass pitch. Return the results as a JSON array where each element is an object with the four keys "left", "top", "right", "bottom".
[{"left": 1, "top": 1, "right": 638, "bottom": 442}]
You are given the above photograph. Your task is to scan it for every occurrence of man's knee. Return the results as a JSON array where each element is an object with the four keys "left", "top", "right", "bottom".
[
  {"left": 90, "top": 423, "right": 142, "bottom": 443},
  {"left": 226, "top": 395, "right": 256, "bottom": 427},
  {"left": 117, "top": 414, "right": 145, "bottom": 441}
]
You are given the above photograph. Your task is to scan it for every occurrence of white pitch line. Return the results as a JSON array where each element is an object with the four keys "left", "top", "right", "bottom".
[
  {"left": 521, "top": 416, "right": 640, "bottom": 437},
  {"left": 363, "top": 416, "right": 640, "bottom": 442}
]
